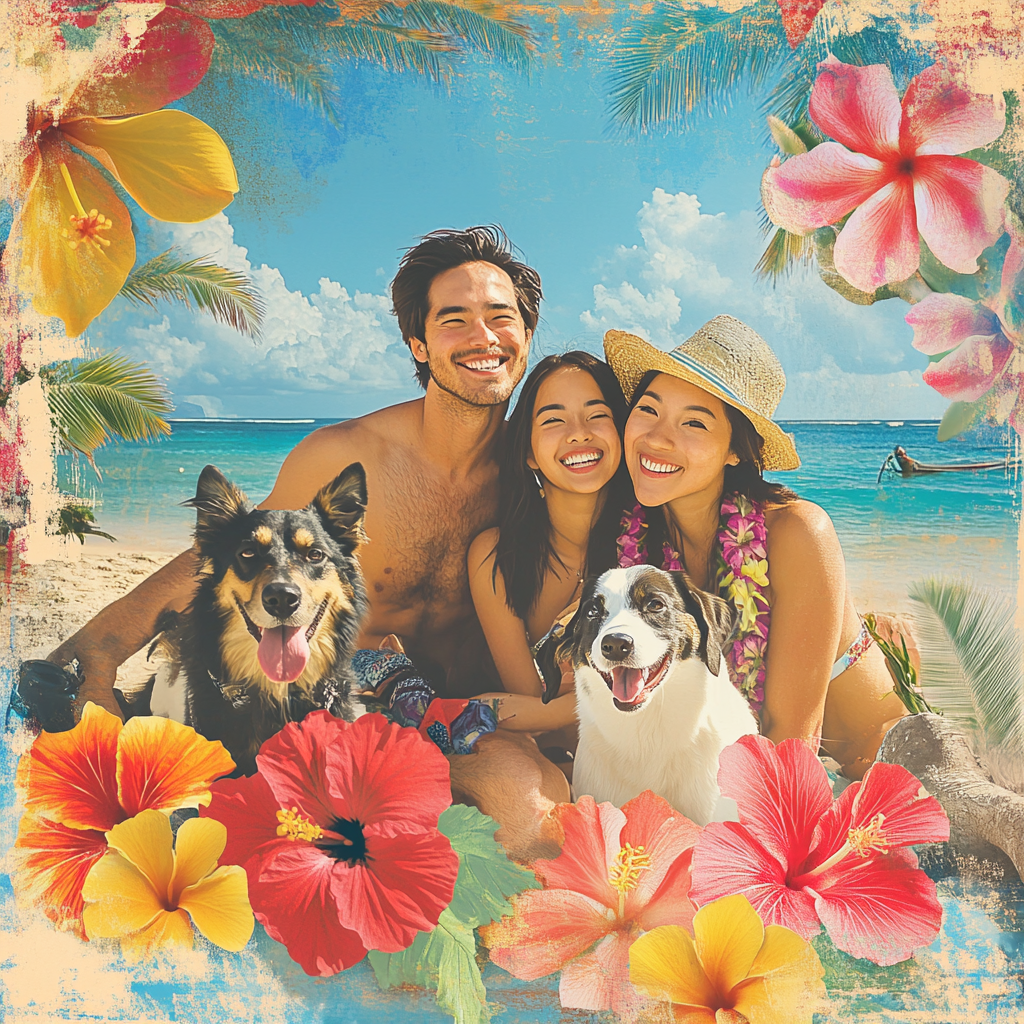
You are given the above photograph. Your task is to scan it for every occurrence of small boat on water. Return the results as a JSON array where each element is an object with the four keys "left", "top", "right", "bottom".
[{"left": 877, "top": 445, "right": 1020, "bottom": 483}]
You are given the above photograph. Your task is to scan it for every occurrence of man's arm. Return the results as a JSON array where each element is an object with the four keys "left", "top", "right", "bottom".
[{"left": 47, "top": 548, "right": 201, "bottom": 718}]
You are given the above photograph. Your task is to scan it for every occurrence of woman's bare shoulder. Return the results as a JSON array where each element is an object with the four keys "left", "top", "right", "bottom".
[
  {"left": 468, "top": 527, "right": 501, "bottom": 573},
  {"left": 765, "top": 500, "right": 842, "bottom": 566}
]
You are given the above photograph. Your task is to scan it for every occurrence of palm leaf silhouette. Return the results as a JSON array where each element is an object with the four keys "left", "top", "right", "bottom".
[
  {"left": 119, "top": 248, "right": 265, "bottom": 340},
  {"left": 41, "top": 352, "right": 173, "bottom": 463},
  {"left": 910, "top": 576, "right": 1024, "bottom": 756}
]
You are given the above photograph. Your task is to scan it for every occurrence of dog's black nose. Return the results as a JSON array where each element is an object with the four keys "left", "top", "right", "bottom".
[
  {"left": 601, "top": 633, "right": 634, "bottom": 661},
  {"left": 262, "top": 582, "right": 302, "bottom": 618}
]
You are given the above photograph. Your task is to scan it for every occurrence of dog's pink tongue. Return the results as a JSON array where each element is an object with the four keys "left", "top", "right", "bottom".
[
  {"left": 258, "top": 625, "right": 310, "bottom": 683},
  {"left": 611, "top": 666, "right": 645, "bottom": 703}
]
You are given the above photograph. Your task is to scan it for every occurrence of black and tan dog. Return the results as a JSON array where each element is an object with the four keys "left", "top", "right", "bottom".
[{"left": 119, "top": 462, "right": 370, "bottom": 774}]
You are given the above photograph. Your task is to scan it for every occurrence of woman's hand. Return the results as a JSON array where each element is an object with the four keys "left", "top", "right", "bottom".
[{"left": 474, "top": 691, "right": 577, "bottom": 733}]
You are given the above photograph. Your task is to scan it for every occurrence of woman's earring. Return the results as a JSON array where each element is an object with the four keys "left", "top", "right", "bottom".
[{"left": 532, "top": 469, "right": 546, "bottom": 498}]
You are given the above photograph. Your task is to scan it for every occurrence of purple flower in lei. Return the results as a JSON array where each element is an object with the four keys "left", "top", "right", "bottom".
[{"left": 616, "top": 495, "right": 771, "bottom": 715}]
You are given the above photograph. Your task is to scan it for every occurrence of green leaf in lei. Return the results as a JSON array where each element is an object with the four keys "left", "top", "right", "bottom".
[{"left": 368, "top": 805, "right": 540, "bottom": 1024}]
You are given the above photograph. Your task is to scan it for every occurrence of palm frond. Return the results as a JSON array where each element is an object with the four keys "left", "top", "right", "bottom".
[
  {"left": 210, "top": 15, "right": 343, "bottom": 123},
  {"left": 766, "top": 12, "right": 924, "bottom": 127},
  {"left": 329, "top": 16, "right": 456, "bottom": 80},
  {"left": 910, "top": 576, "right": 1024, "bottom": 753},
  {"left": 41, "top": 351, "right": 173, "bottom": 457},
  {"left": 606, "top": 0, "right": 789, "bottom": 131},
  {"left": 120, "top": 248, "right": 264, "bottom": 340},
  {"left": 754, "top": 226, "right": 816, "bottom": 282},
  {"left": 397, "top": 1, "right": 535, "bottom": 70}
]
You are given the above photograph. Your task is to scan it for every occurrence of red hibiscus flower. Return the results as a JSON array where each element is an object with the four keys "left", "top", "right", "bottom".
[
  {"left": 481, "top": 790, "right": 701, "bottom": 1016},
  {"left": 201, "top": 711, "right": 459, "bottom": 976},
  {"left": 689, "top": 735, "right": 950, "bottom": 966},
  {"left": 762, "top": 59, "right": 1009, "bottom": 293}
]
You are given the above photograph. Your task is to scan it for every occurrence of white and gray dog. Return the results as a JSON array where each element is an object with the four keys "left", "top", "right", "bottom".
[{"left": 536, "top": 565, "right": 758, "bottom": 825}]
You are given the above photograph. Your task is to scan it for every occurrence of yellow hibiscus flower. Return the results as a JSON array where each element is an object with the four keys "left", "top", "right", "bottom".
[{"left": 82, "top": 809, "right": 254, "bottom": 959}]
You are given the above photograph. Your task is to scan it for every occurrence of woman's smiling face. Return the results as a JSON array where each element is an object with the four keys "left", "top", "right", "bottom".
[
  {"left": 625, "top": 373, "right": 738, "bottom": 506},
  {"left": 527, "top": 366, "right": 622, "bottom": 495}
]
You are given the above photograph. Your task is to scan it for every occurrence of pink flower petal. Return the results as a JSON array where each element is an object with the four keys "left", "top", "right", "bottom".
[
  {"left": 250, "top": 844, "right": 368, "bottom": 976},
  {"left": 619, "top": 790, "right": 701, "bottom": 917},
  {"left": 716, "top": 736, "right": 832, "bottom": 866},
  {"left": 635, "top": 846, "right": 697, "bottom": 932},
  {"left": 914, "top": 155, "right": 1009, "bottom": 275},
  {"left": 483, "top": 889, "right": 613, "bottom": 980},
  {"left": 809, "top": 59, "right": 902, "bottom": 159},
  {"left": 689, "top": 822, "right": 821, "bottom": 941},
  {"left": 849, "top": 762, "right": 950, "bottom": 846},
  {"left": 812, "top": 848, "right": 943, "bottom": 965},
  {"left": 558, "top": 929, "right": 642, "bottom": 1015},
  {"left": 762, "top": 144, "right": 891, "bottom": 235},
  {"left": 906, "top": 292, "right": 1001, "bottom": 355},
  {"left": 900, "top": 63, "right": 1007, "bottom": 156},
  {"left": 331, "top": 827, "right": 458, "bottom": 952},
  {"left": 833, "top": 175, "right": 920, "bottom": 291},
  {"left": 533, "top": 796, "right": 624, "bottom": 909},
  {"left": 922, "top": 332, "right": 1013, "bottom": 401}
]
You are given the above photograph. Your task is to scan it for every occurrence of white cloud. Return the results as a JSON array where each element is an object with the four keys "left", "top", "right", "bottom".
[
  {"left": 96, "top": 214, "right": 418, "bottom": 415},
  {"left": 580, "top": 188, "right": 948, "bottom": 420}
]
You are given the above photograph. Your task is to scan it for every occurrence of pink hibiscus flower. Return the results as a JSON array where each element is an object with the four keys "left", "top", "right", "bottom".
[
  {"left": 906, "top": 221, "right": 1023, "bottom": 404},
  {"left": 689, "top": 735, "right": 950, "bottom": 966},
  {"left": 481, "top": 790, "right": 701, "bottom": 1016},
  {"left": 762, "top": 59, "right": 1009, "bottom": 292},
  {"left": 201, "top": 711, "right": 459, "bottom": 976}
]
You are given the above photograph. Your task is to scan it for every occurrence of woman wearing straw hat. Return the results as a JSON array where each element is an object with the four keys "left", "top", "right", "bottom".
[{"left": 605, "top": 315, "right": 907, "bottom": 779}]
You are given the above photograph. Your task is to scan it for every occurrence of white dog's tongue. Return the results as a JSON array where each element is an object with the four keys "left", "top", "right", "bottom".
[
  {"left": 611, "top": 666, "right": 645, "bottom": 703},
  {"left": 258, "top": 625, "right": 310, "bottom": 683}
]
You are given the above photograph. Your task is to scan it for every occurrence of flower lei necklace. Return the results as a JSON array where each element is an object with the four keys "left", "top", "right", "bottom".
[{"left": 616, "top": 494, "right": 770, "bottom": 713}]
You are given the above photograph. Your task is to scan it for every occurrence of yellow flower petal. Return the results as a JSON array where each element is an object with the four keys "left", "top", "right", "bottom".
[
  {"left": 61, "top": 110, "right": 238, "bottom": 222},
  {"left": 18, "top": 138, "right": 135, "bottom": 337},
  {"left": 629, "top": 925, "right": 718, "bottom": 1009},
  {"left": 730, "top": 927, "right": 825, "bottom": 1024},
  {"left": 179, "top": 865, "right": 254, "bottom": 952},
  {"left": 81, "top": 851, "right": 164, "bottom": 939},
  {"left": 103, "top": 810, "right": 174, "bottom": 899},
  {"left": 693, "top": 895, "right": 764, "bottom": 997},
  {"left": 169, "top": 817, "right": 227, "bottom": 905},
  {"left": 119, "top": 908, "right": 194, "bottom": 961}
]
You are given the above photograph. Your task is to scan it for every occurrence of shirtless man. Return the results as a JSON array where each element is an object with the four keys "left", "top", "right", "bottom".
[{"left": 48, "top": 225, "right": 542, "bottom": 713}]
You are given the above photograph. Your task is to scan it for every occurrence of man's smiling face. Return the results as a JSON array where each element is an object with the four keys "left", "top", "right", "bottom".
[{"left": 410, "top": 260, "right": 532, "bottom": 406}]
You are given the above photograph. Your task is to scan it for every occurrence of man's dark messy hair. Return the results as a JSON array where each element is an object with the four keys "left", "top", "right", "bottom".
[{"left": 391, "top": 226, "right": 543, "bottom": 388}]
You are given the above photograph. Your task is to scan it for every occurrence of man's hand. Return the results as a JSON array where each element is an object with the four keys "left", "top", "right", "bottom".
[{"left": 47, "top": 634, "right": 125, "bottom": 720}]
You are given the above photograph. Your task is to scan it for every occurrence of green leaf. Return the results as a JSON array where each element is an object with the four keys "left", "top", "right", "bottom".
[
  {"left": 369, "top": 909, "right": 489, "bottom": 1024},
  {"left": 438, "top": 804, "right": 540, "bottom": 929},
  {"left": 766, "top": 114, "right": 806, "bottom": 155},
  {"left": 119, "top": 248, "right": 265, "bottom": 340},
  {"left": 937, "top": 400, "right": 983, "bottom": 442},
  {"left": 917, "top": 240, "right": 981, "bottom": 300}
]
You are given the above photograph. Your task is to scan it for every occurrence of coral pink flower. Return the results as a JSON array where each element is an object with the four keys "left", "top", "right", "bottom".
[
  {"left": 482, "top": 791, "right": 701, "bottom": 1016},
  {"left": 689, "top": 735, "right": 950, "bottom": 966},
  {"left": 777, "top": 0, "right": 826, "bottom": 49},
  {"left": 763, "top": 59, "right": 1009, "bottom": 292},
  {"left": 201, "top": 711, "right": 459, "bottom": 977},
  {"left": 907, "top": 222, "right": 1023, "bottom": 404}
]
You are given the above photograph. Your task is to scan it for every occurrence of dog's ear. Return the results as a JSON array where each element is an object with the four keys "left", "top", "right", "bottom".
[
  {"left": 185, "top": 465, "right": 251, "bottom": 553},
  {"left": 669, "top": 570, "right": 736, "bottom": 677},
  {"left": 532, "top": 587, "right": 591, "bottom": 704},
  {"left": 312, "top": 462, "right": 368, "bottom": 553}
]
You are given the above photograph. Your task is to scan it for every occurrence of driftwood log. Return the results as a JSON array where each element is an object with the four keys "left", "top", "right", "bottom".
[{"left": 878, "top": 713, "right": 1024, "bottom": 880}]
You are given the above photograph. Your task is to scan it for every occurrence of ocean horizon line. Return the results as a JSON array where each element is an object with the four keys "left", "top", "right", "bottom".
[{"left": 166, "top": 416, "right": 944, "bottom": 426}]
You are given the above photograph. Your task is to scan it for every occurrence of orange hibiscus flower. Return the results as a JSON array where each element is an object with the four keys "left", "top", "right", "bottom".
[{"left": 11, "top": 702, "right": 234, "bottom": 938}]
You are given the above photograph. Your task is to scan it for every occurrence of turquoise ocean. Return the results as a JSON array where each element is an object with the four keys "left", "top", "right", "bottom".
[{"left": 57, "top": 417, "right": 1021, "bottom": 610}]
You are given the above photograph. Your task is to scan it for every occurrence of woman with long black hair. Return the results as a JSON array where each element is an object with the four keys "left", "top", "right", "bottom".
[{"left": 468, "top": 351, "right": 633, "bottom": 739}]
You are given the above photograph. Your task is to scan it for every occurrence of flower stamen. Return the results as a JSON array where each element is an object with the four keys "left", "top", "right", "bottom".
[
  {"left": 847, "top": 813, "right": 889, "bottom": 857},
  {"left": 276, "top": 806, "right": 322, "bottom": 842},
  {"left": 58, "top": 162, "right": 113, "bottom": 252},
  {"left": 609, "top": 843, "right": 651, "bottom": 916}
]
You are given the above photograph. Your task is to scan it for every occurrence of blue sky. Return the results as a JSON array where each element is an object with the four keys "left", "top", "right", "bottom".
[{"left": 86, "top": 8, "right": 947, "bottom": 421}]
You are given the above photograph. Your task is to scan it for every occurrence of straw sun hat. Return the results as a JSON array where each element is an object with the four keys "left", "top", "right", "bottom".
[{"left": 603, "top": 315, "right": 800, "bottom": 471}]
